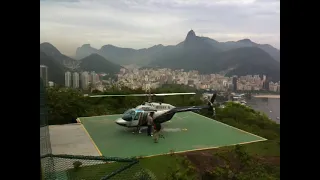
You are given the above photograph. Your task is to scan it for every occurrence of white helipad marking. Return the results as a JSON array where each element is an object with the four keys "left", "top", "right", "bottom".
[{"left": 163, "top": 128, "right": 183, "bottom": 132}]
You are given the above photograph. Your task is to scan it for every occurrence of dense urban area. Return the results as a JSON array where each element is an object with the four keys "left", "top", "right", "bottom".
[{"left": 40, "top": 65, "right": 280, "bottom": 93}]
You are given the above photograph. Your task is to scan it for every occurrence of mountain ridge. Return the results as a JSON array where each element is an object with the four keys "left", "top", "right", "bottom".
[
  {"left": 146, "top": 31, "right": 280, "bottom": 81},
  {"left": 79, "top": 53, "right": 122, "bottom": 74},
  {"left": 41, "top": 42, "right": 80, "bottom": 70},
  {"left": 75, "top": 30, "right": 279, "bottom": 64},
  {"left": 40, "top": 43, "right": 123, "bottom": 85}
]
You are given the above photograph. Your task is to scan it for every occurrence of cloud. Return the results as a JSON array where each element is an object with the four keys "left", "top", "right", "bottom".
[{"left": 40, "top": 0, "right": 279, "bottom": 55}]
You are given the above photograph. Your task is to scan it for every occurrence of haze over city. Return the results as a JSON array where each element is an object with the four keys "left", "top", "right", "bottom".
[{"left": 40, "top": 0, "right": 280, "bottom": 56}]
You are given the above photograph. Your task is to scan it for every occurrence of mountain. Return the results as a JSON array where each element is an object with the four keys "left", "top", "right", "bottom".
[
  {"left": 216, "top": 47, "right": 280, "bottom": 80},
  {"left": 75, "top": 30, "right": 280, "bottom": 66},
  {"left": 76, "top": 44, "right": 165, "bottom": 66},
  {"left": 149, "top": 31, "right": 280, "bottom": 81},
  {"left": 40, "top": 42, "right": 80, "bottom": 69},
  {"left": 79, "top": 54, "right": 122, "bottom": 74},
  {"left": 75, "top": 44, "right": 98, "bottom": 59},
  {"left": 40, "top": 51, "right": 65, "bottom": 85},
  {"left": 74, "top": 30, "right": 279, "bottom": 80},
  {"left": 40, "top": 43, "right": 123, "bottom": 85},
  {"left": 220, "top": 39, "right": 280, "bottom": 62}
]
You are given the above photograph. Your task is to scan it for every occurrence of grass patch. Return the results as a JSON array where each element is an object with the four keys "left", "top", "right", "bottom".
[
  {"left": 139, "top": 155, "right": 185, "bottom": 179},
  {"left": 200, "top": 140, "right": 279, "bottom": 157},
  {"left": 244, "top": 140, "right": 280, "bottom": 156},
  {"left": 183, "top": 144, "right": 280, "bottom": 180},
  {"left": 67, "top": 162, "right": 124, "bottom": 180},
  {"left": 66, "top": 155, "right": 188, "bottom": 180}
]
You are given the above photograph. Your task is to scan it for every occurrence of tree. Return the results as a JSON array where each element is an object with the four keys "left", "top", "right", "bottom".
[{"left": 46, "top": 87, "right": 91, "bottom": 124}]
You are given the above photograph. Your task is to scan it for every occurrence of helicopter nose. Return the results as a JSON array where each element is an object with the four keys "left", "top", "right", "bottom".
[{"left": 115, "top": 118, "right": 127, "bottom": 127}]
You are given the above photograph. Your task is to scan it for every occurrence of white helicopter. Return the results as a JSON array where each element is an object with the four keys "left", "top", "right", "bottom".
[{"left": 89, "top": 92, "right": 217, "bottom": 129}]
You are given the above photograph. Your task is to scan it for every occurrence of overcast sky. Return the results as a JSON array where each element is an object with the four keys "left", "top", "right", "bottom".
[{"left": 40, "top": 0, "right": 280, "bottom": 56}]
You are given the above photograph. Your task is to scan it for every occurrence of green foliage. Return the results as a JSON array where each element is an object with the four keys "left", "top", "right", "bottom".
[
  {"left": 132, "top": 169, "right": 157, "bottom": 180},
  {"left": 214, "top": 102, "right": 280, "bottom": 141},
  {"left": 138, "top": 155, "right": 189, "bottom": 180},
  {"left": 201, "top": 145, "right": 280, "bottom": 180},
  {"left": 165, "top": 157, "right": 197, "bottom": 180},
  {"left": 197, "top": 101, "right": 279, "bottom": 179},
  {"left": 46, "top": 87, "right": 92, "bottom": 124}
]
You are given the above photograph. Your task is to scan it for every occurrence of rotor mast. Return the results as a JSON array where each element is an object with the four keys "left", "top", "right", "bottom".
[{"left": 145, "top": 75, "right": 151, "bottom": 102}]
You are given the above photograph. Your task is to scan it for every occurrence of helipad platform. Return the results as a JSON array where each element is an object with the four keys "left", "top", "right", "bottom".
[{"left": 80, "top": 112, "right": 266, "bottom": 158}]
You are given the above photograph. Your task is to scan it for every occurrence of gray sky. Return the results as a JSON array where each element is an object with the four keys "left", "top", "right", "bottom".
[{"left": 40, "top": 0, "right": 280, "bottom": 56}]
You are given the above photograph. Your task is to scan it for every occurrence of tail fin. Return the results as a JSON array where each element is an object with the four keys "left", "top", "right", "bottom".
[
  {"left": 207, "top": 93, "right": 217, "bottom": 107},
  {"left": 207, "top": 93, "right": 217, "bottom": 117}
]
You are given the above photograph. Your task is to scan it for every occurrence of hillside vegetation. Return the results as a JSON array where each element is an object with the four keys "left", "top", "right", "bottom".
[
  {"left": 45, "top": 85, "right": 280, "bottom": 179},
  {"left": 40, "top": 51, "right": 65, "bottom": 85}
]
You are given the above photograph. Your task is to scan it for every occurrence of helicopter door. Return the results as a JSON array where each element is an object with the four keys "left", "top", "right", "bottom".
[{"left": 130, "top": 110, "right": 143, "bottom": 127}]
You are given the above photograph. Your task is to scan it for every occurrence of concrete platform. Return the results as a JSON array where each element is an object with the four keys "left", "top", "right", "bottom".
[
  {"left": 49, "top": 124, "right": 101, "bottom": 156},
  {"left": 80, "top": 112, "right": 267, "bottom": 158},
  {"left": 45, "top": 124, "right": 104, "bottom": 173}
]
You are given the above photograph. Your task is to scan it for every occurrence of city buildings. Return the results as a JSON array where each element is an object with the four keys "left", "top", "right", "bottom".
[
  {"left": 40, "top": 65, "right": 48, "bottom": 86},
  {"left": 62, "top": 67, "right": 279, "bottom": 93},
  {"left": 116, "top": 68, "right": 280, "bottom": 93},
  {"left": 73, "top": 72, "right": 79, "bottom": 88},
  {"left": 65, "top": 71, "right": 72, "bottom": 87},
  {"left": 269, "top": 82, "right": 280, "bottom": 92},
  {"left": 232, "top": 76, "right": 238, "bottom": 92},
  {"left": 91, "top": 71, "right": 100, "bottom": 86},
  {"left": 81, "top": 71, "right": 90, "bottom": 90},
  {"left": 48, "top": 81, "right": 54, "bottom": 87}
]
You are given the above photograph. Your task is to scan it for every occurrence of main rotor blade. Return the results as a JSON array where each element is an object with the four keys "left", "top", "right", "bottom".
[
  {"left": 89, "top": 92, "right": 196, "bottom": 98},
  {"left": 153, "top": 92, "right": 196, "bottom": 96},
  {"left": 89, "top": 94, "right": 148, "bottom": 98}
]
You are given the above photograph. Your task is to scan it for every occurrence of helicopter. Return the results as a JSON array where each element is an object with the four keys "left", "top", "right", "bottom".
[{"left": 89, "top": 92, "right": 217, "bottom": 129}]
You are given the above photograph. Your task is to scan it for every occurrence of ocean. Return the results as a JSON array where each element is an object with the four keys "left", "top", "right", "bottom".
[{"left": 246, "top": 97, "right": 280, "bottom": 124}]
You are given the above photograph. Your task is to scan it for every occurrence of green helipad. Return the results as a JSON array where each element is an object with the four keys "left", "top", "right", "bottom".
[{"left": 80, "top": 112, "right": 266, "bottom": 158}]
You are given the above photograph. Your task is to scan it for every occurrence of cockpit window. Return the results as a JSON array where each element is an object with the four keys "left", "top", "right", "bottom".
[
  {"left": 122, "top": 109, "right": 135, "bottom": 121},
  {"left": 134, "top": 112, "right": 142, "bottom": 120},
  {"left": 122, "top": 109, "right": 145, "bottom": 121},
  {"left": 124, "top": 109, "right": 135, "bottom": 116}
]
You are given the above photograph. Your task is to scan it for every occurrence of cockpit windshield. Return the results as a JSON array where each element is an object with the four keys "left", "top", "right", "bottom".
[
  {"left": 122, "top": 109, "right": 144, "bottom": 121},
  {"left": 122, "top": 109, "right": 135, "bottom": 121}
]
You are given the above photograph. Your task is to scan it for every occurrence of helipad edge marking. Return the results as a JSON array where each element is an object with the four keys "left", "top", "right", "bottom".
[
  {"left": 191, "top": 112, "right": 268, "bottom": 141},
  {"left": 80, "top": 120, "right": 103, "bottom": 156},
  {"left": 141, "top": 139, "right": 266, "bottom": 159}
]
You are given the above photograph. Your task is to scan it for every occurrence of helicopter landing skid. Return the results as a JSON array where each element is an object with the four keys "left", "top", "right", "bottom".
[{"left": 131, "top": 127, "right": 147, "bottom": 134}]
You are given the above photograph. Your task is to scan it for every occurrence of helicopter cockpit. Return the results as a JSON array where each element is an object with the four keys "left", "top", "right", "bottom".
[{"left": 122, "top": 109, "right": 144, "bottom": 122}]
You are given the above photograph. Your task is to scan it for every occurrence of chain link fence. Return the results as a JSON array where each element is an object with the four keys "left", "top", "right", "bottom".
[
  {"left": 40, "top": 154, "right": 152, "bottom": 180},
  {"left": 41, "top": 78, "right": 55, "bottom": 179},
  {"left": 40, "top": 78, "right": 152, "bottom": 180}
]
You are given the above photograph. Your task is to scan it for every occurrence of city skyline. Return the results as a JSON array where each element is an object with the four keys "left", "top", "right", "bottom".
[
  {"left": 60, "top": 68, "right": 279, "bottom": 93},
  {"left": 40, "top": 0, "right": 280, "bottom": 56}
]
